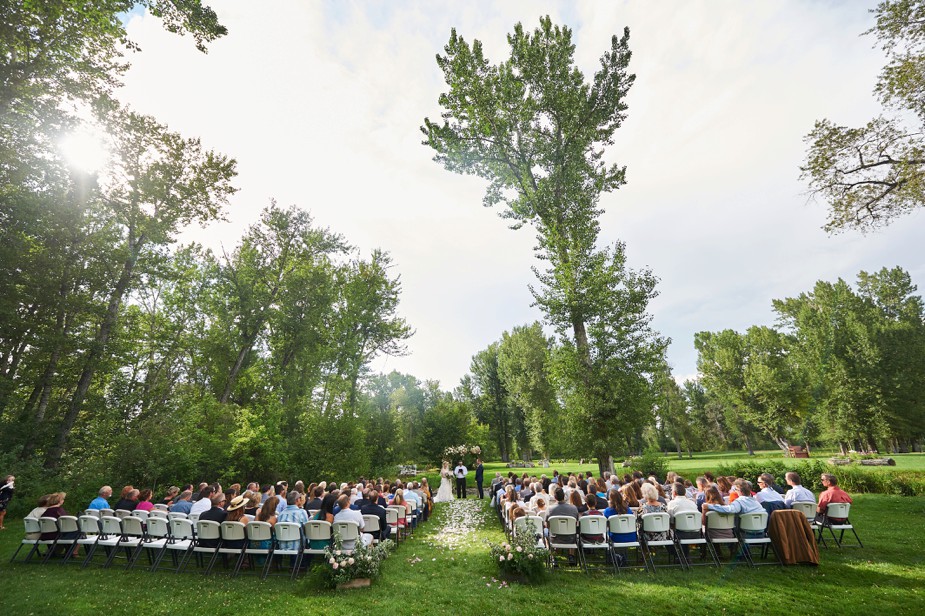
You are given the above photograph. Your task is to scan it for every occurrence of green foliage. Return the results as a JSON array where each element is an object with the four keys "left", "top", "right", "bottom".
[
  {"left": 802, "top": 0, "right": 925, "bottom": 231},
  {"left": 626, "top": 448, "right": 670, "bottom": 479},
  {"left": 314, "top": 531, "right": 395, "bottom": 588},
  {"left": 487, "top": 520, "right": 548, "bottom": 582}
]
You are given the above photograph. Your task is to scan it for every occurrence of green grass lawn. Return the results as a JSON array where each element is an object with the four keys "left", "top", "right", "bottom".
[{"left": 2, "top": 493, "right": 923, "bottom": 615}]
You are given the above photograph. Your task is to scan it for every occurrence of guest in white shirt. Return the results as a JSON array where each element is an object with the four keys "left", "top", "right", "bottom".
[
  {"left": 755, "top": 473, "right": 786, "bottom": 504},
  {"left": 189, "top": 486, "right": 214, "bottom": 517},
  {"left": 783, "top": 471, "right": 816, "bottom": 505},
  {"left": 333, "top": 494, "right": 372, "bottom": 550},
  {"left": 666, "top": 483, "right": 698, "bottom": 517}
]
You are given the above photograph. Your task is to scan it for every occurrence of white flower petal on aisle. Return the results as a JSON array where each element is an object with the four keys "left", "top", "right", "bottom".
[{"left": 428, "top": 499, "right": 487, "bottom": 551}]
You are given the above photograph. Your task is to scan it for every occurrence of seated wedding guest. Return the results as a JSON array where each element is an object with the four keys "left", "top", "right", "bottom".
[
  {"left": 705, "top": 479, "right": 763, "bottom": 526},
  {"left": 260, "top": 484, "right": 274, "bottom": 504},
  {"left": 312, "top": 493, "right": 338, "bottom": 524},
  {"left": 636, "top": 483, "right": 670, "bottom": 543},
  {"left": 784, "top": 471, "right": 815, "bottom": 506},
  {"left": 135, "top": 489, "right": 155, "bottom": 512},
  {"left": 694, "top": 477, "right": 709, "bottom": 509},
  {"left": 333, "top": 494, "right": 373, "bottom": 550},
  {"left": 222, "top": 495, "right": 249, "bottom": 549},
  {"left": 755, "top": 473, "right": 786, "bottom": 505},
  {"left": 160, "top": 486, "right": 179, "bottom": 506},
  {"left": 169, "top": 490, "right": 193, "bottom": 514},
  {"left": 360, "top": 489, "right": 390, "bottom": 542},
  {"left": 569, "top": 490, "right": 588, "bottom": 515},
  {"left": 224, "top": 489, "right": 238, "bottom": 508},
  {"left": 603, "top": 489, "right": 636, "bottom": 544},
  {"left": 189, "top": 486, "right": 214, "bottom": 517},
  {"left": 532, "top": 495, "right": 550, "bottom": 521},
  {"left": 256, "top": 496, "right": 279, "bottom": 527},
  {"left": 88, "top": 486, "right": 113, "bottom": 510},
  {"left": 26, "top": 494, "right": 53, "bottom": 540},
  {"left": 617, "top": 483, "right": 638, "bottom": 510},
  {"left": 667, "top": 483, "right": 697, "bottom": 517},
  {"left": 816, "top": 473, "right": 852, "bottom": 523},
  {"left": 246, "top": 482, "right": 259, "bottom": 494},
  {"left": 195, "top": 493, "right": 227, "bottom": 549},
  {"left": 392, "top": 490, "right": 411, "bottom": 528},
  {"left": 191, "top": 483, "right": 208, "bottom": 502},
  {"left": 41, "top": 493, "right": 79, "bottom": 547},
  {"left": 277, "top": 491, "right": 309, "bottom": 551},
  {"left": 582, "top": 491, "right": 604, "bottom": 517},
  {"left": 716, "top": 476, "right": 732, "bottom": 501},
  {"left": 275, "top": 482, "right": 288, "bottom": 516},
  {"left": 114, "top": 489, "right": 139, "bottom": 512},
  {"left": 701, "top": 486, "right": 736, "bottom": 556},
  {"left": 243, "top": 490, "right": 261, "bottom": 516},
  {"left": 293, "top": 481, "right": 305, "bottom": 495},
  {"left": 304, "top": 486, "right": 323, "bottom": 511},
  {"left": 549, "top": 487, "right": 579, "bottom": 537}
]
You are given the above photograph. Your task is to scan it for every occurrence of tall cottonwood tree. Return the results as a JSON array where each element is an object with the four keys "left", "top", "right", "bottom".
[
  {"left": 423, "top": 17, "right": 665, "bottom": 474},
  {"left": 803, "top": 0, "right": 925, "bottom": 232}
]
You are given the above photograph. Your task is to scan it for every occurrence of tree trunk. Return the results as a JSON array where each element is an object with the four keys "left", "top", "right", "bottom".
[
  {"left": 44, "top": 243, "right": 140, "bottom": 469},
  {"left": 597, "top": 453, "right": 614, "bottom": 477},
  {"left": 220, "top": 333, "right": 256, "bottom": 404},
  {"left": 675, "top": 438, "right": 682, "bottom": 459},
  {"left": 743, "top": 431, "right": 755, "bottom": 456}
]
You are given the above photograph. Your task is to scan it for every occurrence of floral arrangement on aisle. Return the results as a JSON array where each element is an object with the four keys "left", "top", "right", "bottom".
[
  {"left": 318, "top": 530, "right": 396, "bottom": 589},
  {"left": 487, "top": 520, "right": 548, "bottom": 583},
  {"left": 444, "top": 444, "right": 481, "bottom": 460}
]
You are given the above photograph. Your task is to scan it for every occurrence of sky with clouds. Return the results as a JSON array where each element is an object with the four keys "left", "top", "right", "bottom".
[{"left": 116, "top": 0, "right": 924, "bottom": 388}]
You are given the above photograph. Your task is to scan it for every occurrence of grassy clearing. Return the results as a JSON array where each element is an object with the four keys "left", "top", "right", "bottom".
[{"left": 1, "top": 494, "right": 923, "bottom": 615}]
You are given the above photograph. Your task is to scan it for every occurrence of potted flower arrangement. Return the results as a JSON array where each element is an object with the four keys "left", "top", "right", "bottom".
[
  {"left": 487, "top": 520, "right": 548, "bottom": 583},
  {"left": 318, "top": 530, "right": 395, "bottom": 590}
]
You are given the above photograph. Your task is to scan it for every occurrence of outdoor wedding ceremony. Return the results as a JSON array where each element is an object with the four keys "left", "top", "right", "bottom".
[{"left": 1, "top": 1, "right": 924, "bottom": 614}]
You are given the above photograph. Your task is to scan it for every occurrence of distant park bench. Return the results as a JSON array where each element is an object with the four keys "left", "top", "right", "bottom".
[
  {"left": 506, "top": 461, "right": 534, "bottom": 468},
  {"left": 398, "top": 464, "right": 418, "bottom": 476},
  {"left": 788, "top": 445, "right": 810, "bottom": 458}
]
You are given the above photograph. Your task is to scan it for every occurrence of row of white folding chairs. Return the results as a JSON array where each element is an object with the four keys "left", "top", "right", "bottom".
[{"left": 517, "top": 510, "right": 780, "bottom": 574}]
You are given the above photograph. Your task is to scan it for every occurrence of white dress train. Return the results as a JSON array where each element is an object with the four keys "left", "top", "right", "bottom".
[{"left": 434, "top": 476, "right": 454, "bottom": 502}]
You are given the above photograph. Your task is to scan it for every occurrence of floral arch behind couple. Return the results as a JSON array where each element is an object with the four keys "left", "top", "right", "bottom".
[{"left": 434, "top": 445, "right": 481, "bottom": 503}]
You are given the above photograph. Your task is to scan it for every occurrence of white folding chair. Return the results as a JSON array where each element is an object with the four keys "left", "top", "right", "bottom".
[
  {"left": 136, "top": 516, "right": 171, "bottom": 570},
  {"left": 672, "top": 511, "right": 716, "bottom": 568},
  {"left": 131, "top": 509, "right": 150, "bottom": 522},
  {"left": 237, "top": 521, "right": 273, "bottom": 578},
  {"left": 75, "top": 515, "right": 102, "bottom": 566},
  {"left": 265, "top": 521, "right": 302, "bottom": 580},
  {"left": 514, "top": 516, "right": 545, "bottom": 549},
  {"left": 181, "top": 520, "right": 221, "bottom": 573},
  {"left": 333, "top": 520, "right": 361, "bottom": 554},
  {"left": 385, "top": 508, "right": 401, "bottom": 544},
  {"left": 705, "top": 511, "right": 740, "bottom": 562},
  {"left": 99, "top": 508, "right": 115, "bottom": 517},
  {"left": 168, "top": 512, "right": 189, "bottom": 520},
  {"left": 114, "top": 509, "right": 132, "bottom": 520},
  {"left": 737, "top": 511, "right": 782, "bottom": 566},
  {"left": 362, "top": 514, "right": 382, "bottom": 544},
  {"left": 55, "top": 516, "right": 81, "bottom": 564},
  {"left": 10, "top": 517, "right": 42, "bottom": 563},
  {"left": 578, "top": 516, "right": 610, "bottom": 573},
  {"left": 818, "top": 502, "right": 862, "bottom": 548},
  {"left": 640, "top": 512, "right": 682, "bottom": 572},
  {"left": 607, "top": 514, "right": 645, "bottom": 573},
  {"left": 149, "top": 510, "right": 169, "bottom": 519},
  {"left": 83, "top": 509, "right": 102, "bottom": 519},
  {"left": 207, "top": 521, "right": 247, "bottom": 574},
  {"left": 82, "top": 516, "right": 123, "bottom": 568},
  {"left": 547, "top": 516, "right": 579, "bottom": 570},
  {"left": 110, "top": 515, "right": 145, "bottom": 569},
  {"left": 154, "top": 503, "right": 169, "bottom": 511},
  {"left": 153, "top": 518, "right": 194, "bottom": 573},
  {"left": 37, "top": 517, "right": 61, "bottom": 564},
  {"left": 303, "top": 520, "right": 333, "bottom": 559},
  {"left": 188, "top": 512, "right": 201, "bottom": 523}
]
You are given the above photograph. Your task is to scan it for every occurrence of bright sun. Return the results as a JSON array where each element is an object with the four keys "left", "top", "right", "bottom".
[{"left": 59, "top": 126, "right": 110, "bottom": 174}]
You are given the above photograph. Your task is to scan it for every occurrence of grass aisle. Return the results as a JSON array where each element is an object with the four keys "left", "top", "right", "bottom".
[{"left": 1, "top": 495, "right": 923, "bottom": 614}]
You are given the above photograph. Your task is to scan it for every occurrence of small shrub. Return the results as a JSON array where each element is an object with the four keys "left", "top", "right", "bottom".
[
  {"left": 627, "top": 449, "right": 670, "bottom": 480},
  {"left": 316, "top": 530, "right": 395, "bottom": 589},
  {"left": 487, "top": 519, "right": 548, "bottom": 582}
]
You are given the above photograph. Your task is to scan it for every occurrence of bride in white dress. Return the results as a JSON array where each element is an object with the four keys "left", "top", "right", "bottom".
[{"left": 434, "top": 460, "right": 454, "bottom": 503}]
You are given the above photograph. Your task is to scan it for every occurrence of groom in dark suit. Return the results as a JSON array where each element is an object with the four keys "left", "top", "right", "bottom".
[{"left": 475, "top": 458, "right": 485, "bottom": 499}]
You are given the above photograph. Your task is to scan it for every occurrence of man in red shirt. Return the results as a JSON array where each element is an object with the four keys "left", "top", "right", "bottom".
[{"left": 816, "top": 473, "right": 852, "bottom": 523}]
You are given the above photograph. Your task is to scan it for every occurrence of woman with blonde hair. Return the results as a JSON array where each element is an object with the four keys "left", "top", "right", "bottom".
[
  {"left": 620, "top": 483, "right": 640, "bottom": 508},
  {"left": 392, "top": 489, "right": 410, "bottom": 529}
]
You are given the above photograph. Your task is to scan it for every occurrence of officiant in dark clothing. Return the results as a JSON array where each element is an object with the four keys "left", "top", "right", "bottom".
[
  {"left": 475, "top": 459, "right": 485, "bottom": 499},
  {"left": 454, "top": 461, "right": 468, "bottom": 499}
]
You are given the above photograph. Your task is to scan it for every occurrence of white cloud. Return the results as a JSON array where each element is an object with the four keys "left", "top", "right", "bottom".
[{"left": 117, "top": 0, "right": 923, "bottom": 389}]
